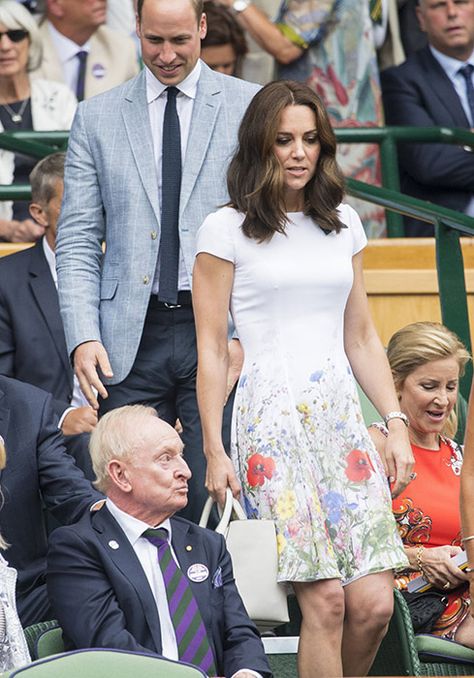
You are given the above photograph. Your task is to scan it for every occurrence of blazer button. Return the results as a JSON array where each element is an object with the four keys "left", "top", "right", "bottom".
[
  {"left": 143, "top": 275, "right": 150, "bottom": 285},
  {"left": 151, "top": 231, "right": 157, "bottom": 240}
]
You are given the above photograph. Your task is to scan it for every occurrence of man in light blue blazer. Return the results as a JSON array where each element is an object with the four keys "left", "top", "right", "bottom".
[{"left": 56, "top": 0, "right": 259, "bottom": 522}]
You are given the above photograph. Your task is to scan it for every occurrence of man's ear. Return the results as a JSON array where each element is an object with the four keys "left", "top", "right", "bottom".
[
  {"left": 415, "top": 5, "right": 427, "bottom": 32},
  {"left": 29, "top": 203, "right": 48, "bottom": 227},
  {"left": 108, "top": 459, "right": 133, "bottom": 493}
]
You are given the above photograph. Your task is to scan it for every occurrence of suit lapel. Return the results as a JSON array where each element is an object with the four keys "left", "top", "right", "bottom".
[
  {"left": 419, "top": 47, "right": 470, "bottom": 126},
  {"left": 93, "top": 507, "right": 163, "bottom": 653},
  {"left": 0, "top": 387, "right": 9, "bottom": 482},
  {"left": 122, "top": 72, "right": 161, "bottom": 224},
  {"left": 28, "top": 242, "right": 71, "bottom": 378},
  {"left": 180, "top": 64, "right": 222, "bottom": 217}
]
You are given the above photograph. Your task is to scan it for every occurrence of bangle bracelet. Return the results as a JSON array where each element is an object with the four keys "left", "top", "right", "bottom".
[
  {"left": 462, "top": 535, "right": 474, "bottom": 543},
  {"left": 415, "top": 544, "right": 425, "bottom": 577},
  {"left": 384, "top": 411, "right": 409, "bottom": 427}
]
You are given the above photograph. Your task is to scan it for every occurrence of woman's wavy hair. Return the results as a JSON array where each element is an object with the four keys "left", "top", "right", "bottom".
[
  {"left": 227, "top": 80, "right": 345, "bottom": 241},
  {"left": 387, "top": 322, "right": 471, "bottom": 439}
]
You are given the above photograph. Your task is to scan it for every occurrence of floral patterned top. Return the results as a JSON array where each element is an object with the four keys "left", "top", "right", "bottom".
[{"left": 0, "top": 554, "right": 30, "bottom": 672}]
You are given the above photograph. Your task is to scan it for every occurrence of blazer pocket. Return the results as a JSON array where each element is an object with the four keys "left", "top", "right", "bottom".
[{"left": 100, "top": 279, "right": 118, "bottom": 301}]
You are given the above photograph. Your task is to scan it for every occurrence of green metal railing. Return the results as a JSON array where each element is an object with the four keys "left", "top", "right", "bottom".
[{"left": 0, "top": 127, "right": 473, "bottom": 399}]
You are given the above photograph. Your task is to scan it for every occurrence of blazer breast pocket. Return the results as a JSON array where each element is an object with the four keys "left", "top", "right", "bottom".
[{"left": 100, "top": 279, "right": 118, "bottom": 301}]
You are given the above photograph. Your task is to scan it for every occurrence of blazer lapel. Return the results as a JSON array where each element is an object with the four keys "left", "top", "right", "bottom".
[
  {"left": 28, "top": 242, "right": 71, "bottom": 378},
  {"left": 179, "top": 64, "right": 222, "bottom": 217},
  {"left": 420, "top": 47, "right": 470, "bottom": 126},
  {"left": 122, "top": 72, "right": 161, "bottom": 224},
  {"left": 93, "top": 507, "right": 163, "bottom": 653},
  {"left": 0, "top": 387, "right": 9, "bottom": 482}
]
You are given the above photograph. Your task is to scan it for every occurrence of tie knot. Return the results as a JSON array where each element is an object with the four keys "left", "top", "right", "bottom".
[
  {"left": 459, "top": 63, "right": 474, "bottom": 80},
  {"left": 143, "top": 527, "right": 168, "bottom": 546},
  {"left": 166, "top": 86, "right": 179, "bottom": 101},
  {"left": 76, "top": 50, "right": 88, "bottom": 64}
]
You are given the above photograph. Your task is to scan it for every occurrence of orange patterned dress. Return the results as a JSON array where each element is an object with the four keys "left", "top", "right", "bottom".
[{"left": 390, "top": 436, "right": 469, "bottom": 638}]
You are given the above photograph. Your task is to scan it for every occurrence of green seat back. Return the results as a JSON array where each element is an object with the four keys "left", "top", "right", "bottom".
[{"left": 8, "top": 649, "right": 206, "bottom": 678}]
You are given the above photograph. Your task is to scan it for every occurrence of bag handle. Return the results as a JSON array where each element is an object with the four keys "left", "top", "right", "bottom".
[{"left": 199, "top": 488, "right": 247, "bottom": 535}]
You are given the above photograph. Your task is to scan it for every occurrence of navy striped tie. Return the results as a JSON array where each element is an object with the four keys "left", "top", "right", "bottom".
[
  {"left": 158, "top": 87, "right": 181, "bottom": 305},
  {"left": 143, "top": 528, "right": 216, "bottom": 675}
]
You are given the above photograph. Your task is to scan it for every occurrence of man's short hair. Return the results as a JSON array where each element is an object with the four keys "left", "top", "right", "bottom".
[
  {"left": 90, "top": 404, "right": 159, "bottom": 493},
  {"left": 136, "top": 0, "right": 204, "bottom": 22},
  {"left": 29, "top": 152, "right": 65, "bottom": 204}
]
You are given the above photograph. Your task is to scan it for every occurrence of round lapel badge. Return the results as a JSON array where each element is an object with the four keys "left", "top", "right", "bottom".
[
  {"left": 187, "top": 563, "right": 209, "bottom": 583},
  {"left": 92, "top": 63, "right": 106, "bottom": 79}
]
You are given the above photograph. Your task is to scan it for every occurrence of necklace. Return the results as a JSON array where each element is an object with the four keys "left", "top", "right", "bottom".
[{"left": 0, "top": 98, "right": 29, "bottom": 124}]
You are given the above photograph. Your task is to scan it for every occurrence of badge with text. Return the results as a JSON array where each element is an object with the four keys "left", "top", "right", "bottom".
[{"left": 187, "top": 563, "right": 209, "bottom": 583}]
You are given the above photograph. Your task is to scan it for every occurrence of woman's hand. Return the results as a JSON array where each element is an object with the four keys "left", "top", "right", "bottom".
[
  {"left": 383, "top": 419, "right": 415, "bottom": 498},
  {"left": 417, "top": 545, "right": 468, "bottom": 590},
  {"left": 205, "top": 449, "right": 241, "bottom": 507}
]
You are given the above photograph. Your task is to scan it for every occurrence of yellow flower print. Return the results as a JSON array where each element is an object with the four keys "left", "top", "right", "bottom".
[
  {"left": 276, "top": 533, "right": 287, "bottom": 555},
  {"left": 277, "top": 490, "right": 297, "bottom": 520}
]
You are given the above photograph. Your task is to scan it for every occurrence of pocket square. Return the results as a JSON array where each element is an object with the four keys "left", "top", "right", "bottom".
[{"left": 212, "top": 566, "right": 223, "bottom": 588}]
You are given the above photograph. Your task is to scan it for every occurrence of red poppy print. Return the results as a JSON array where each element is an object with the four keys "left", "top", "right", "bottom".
[
  {"left": 246, "top": 453, "right": 276, "bottom": 487},
  {"left": 345, "top": 449, "right": 374, "bottom": 482}
]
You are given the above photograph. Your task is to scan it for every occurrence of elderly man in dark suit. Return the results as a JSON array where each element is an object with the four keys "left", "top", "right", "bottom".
[
  {"left": 0, "top": 153, "right": 96, "bottom": 478},
  {"left": 0, "top": 375, "right": 101, "bottom": 626},
  {"left": 47, "top": 405, "right": 271, "bottom": 678},
  {"left": 381, "top": 0, "right": 474, "bottom": 236}
]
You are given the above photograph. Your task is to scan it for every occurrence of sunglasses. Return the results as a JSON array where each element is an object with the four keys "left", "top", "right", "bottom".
[{"left": 0, "top": 29, "right": 29, "bottom": 43}]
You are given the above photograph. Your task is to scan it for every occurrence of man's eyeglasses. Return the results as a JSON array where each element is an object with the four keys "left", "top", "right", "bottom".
[{"left": 0, "top": 30, "right": 29, "bottom": 43}]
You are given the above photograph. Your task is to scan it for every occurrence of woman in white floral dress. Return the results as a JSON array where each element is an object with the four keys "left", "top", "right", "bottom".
[{"left": 193, "top": 81, "right": 413, "bottom": 677}]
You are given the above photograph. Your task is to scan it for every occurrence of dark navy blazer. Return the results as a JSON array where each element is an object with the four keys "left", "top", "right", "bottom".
[
  {"left": 0, "top": 375, "right": 100, "bottom": 625},
  {"left": 47, "top": 507, "right": 272, "bottom": 678},
  {"left": 381, "top": 46, "right": 474, "bottom": 235}
]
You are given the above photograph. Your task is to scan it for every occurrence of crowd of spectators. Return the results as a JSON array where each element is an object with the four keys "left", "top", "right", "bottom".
[{"left": 1, "top": 0, "right": 474, "bottom": 677}]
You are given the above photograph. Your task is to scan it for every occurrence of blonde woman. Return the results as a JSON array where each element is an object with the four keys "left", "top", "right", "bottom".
[
  {"left": 370, "top": 322, "right": 474, "bottom": 646},
  {"left": 0, "top": 437, "right": 30, "bottom": 671}
]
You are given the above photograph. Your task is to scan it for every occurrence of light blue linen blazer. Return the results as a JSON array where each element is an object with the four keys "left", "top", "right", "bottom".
[{"left": 56, "top": 62, "right": 259, "bottom": 383}]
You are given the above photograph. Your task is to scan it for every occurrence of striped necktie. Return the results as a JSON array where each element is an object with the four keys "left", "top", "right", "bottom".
[
  {"left": 459, "top": 64, "right": 474, "bottom": 125},
  {"left": 142, "top": 528, "right": 216, "bottom": 676}
]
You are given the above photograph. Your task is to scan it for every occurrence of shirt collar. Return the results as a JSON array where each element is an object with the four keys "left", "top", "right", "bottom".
[
  {"left": 145, "top": 59, "right": 201, "bottom": 104},
  {"left": 42, "top": 236, "right": 57, "bottom": 283},
  {"left": 106, "top": 498, "right": 172, "bottom": 547},
  {"left": 47, "top": 20, "right": 91, "bottom": 63},
  {"left": 429, "top": 44, "right": 474, "bottom": 79}
]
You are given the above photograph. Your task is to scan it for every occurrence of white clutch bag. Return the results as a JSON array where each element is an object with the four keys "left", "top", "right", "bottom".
[{"left": 199, "top": 488, "right": 289, "bottom": 629}]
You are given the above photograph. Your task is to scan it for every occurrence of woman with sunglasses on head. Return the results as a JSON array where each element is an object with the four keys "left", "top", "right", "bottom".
[
  {"left": 0, "top": 0, "right": 76, "bottom": 243},
  {"left": 193, "top": 80, "right": 414, "bottom": 677}
]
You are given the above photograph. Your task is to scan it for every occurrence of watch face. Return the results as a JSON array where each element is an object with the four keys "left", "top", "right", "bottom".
[{"left": 233, "top": 0, "right": 249, "bottom": 11}]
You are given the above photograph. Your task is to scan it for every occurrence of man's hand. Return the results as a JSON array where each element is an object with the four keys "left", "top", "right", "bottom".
[
  {"left": 61, "top": 406, "right": 98, "bottom": 436},
  {"left": 0, "top": 218, "right": 45, "bottom": 242},
  {"left": 74, "top": 341, "right": 113, "bottom": 410}
]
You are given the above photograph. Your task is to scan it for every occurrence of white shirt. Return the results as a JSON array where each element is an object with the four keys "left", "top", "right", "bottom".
[
  {"left": 145, "top": 61, "right": 202, "bottom": 294},
  {"left": 42, "top": 237, "right": 90, "bottom": 414},
  {"left": 46, "top": 21, "right": 91, "bottom": 96},
  {"left": 105, "top": 499, "right": 179, "bottom": 659},
  {"left": 429, "top": 45, "right": 474, "bottom": 216}
]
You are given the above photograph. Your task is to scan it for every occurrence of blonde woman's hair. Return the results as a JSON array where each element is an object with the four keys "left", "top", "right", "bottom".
[
  {"left": 0, "top": 435, "right": 8, "bottom": 549},
  {"left": 0, "top": 0, "right": 43, "bottom": 71},
  {"left": 89, "top": 404, "right": 158, "bottom": 493},
  {"left": 387, "top": 322, "right": 471, "bottom": 438}
]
